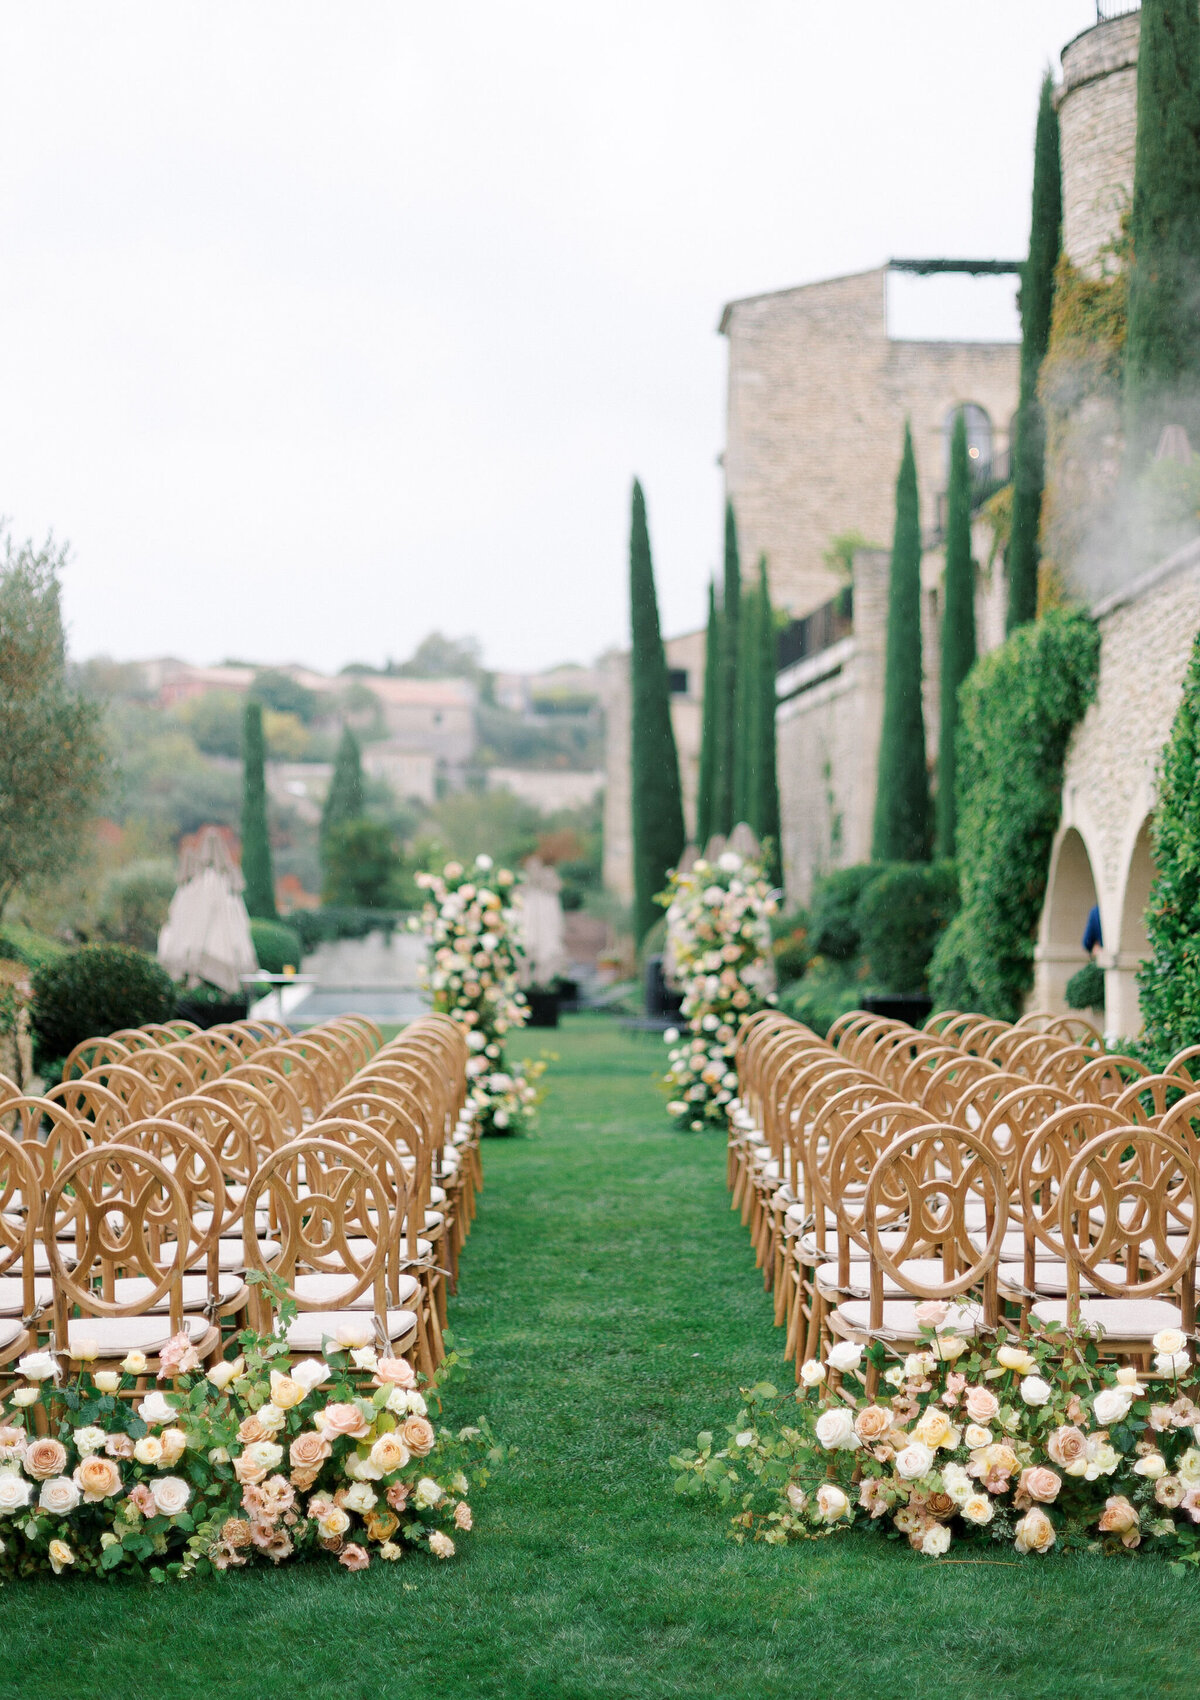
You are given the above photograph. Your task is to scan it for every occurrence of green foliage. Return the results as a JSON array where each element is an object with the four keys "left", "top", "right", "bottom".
[
  {"left": 929, "top": 610, "right": 1100, "bottom": 1019},
  {"left": 474, "top": 701, "right": 602, "bottom": 770},
  {"left": 713, "top": 501, "right": 741, "bottom": 837},
  {"left": 0, "top": 530, "right": 108, "bottom": 916},
  {"left": 1124, "top": 0, "right": 1200, "bottom": 465},
  {"left": 241, "top": 700, "right": 276, "bottom": 920},
  {"left": 1009, "top": 72, "right": 1062, "bottom": 631},
  {"left": 770, "top": 907, "right": 811, "bottom": 984},
  {"left": 250, "top": 668, "right": 319, "bottom": 724},
  {"left": 628, "top": 481, "right": 685, "bottom": 941},
  {"left": 808, "top": 864, "right": 880, "bottom": 963},
  {"left": 872, "top": 423, "right": 931, "bottom": 862},
  {"left": 754, "top": 560, "right": 781, "bottom": 876},
  {"left": 393, "top": 631, "right": 482, "bottom": 679},
  {"left": 733, "top": 563, "right": 760, "bottom": 827},
  {"left": 1066, "top": 960, "right": 1106, "bottom": 1011},
  {"left": 249, "top": 918, "right": 304, "bottom": 976},
  {"left": 31, "top": 943, "right": 175, "bottom": 1065},
  {"left": 1139, "top": 627, "right": 1200, "bottom": 1060},
  {"left": 95, "top": 858, "right": 177, "bottom": 952},
  {"left": 178, "top": 690, "right": 245, "bottom": 758},
  {"left": 0, "top": 923, "right": 66, "bottom": 975},
  {"left": 778, "top": 959, "right": 873, "bottom": 1038},
  {"left": 857, "top": 861, "right": 959, "bottom": 996},
  {"left": 321, "top": 818, "right": 402, "bottom": 908},
  {"left": 695, "top": 580, "right": 720, "bottom": 849},
  {"left": 287, "top": 905, "right": 403, "bottom": 953},
  {"left": 822, "top": 530, "right": 882, "bottom": 581},
  {"left": 320, "top": 725, "right": 365, "bottom": 850},
  {"left": 937, "top": 413, "right": 978, "bottom": 859}
]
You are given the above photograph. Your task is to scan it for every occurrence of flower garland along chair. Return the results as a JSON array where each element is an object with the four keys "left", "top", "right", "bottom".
[
  {"left": 240, "top": 1134, "right": 419, "bottom": 1366},
  {"left": 43, "top": 1143, "right": 222, "bottom": 1375},
  {"left": 826, "top": 1122, "right": 1010, "bottom": 1397}
]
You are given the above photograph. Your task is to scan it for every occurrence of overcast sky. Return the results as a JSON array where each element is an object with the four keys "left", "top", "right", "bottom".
[{"left": 0, "top": 1, "right": 1099, "bottom": 675}]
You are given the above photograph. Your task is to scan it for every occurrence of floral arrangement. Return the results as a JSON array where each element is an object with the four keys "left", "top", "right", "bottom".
[
  {"left": 660, "top": 849, "right": 777, "bottom": 1131},
  {"left": 0, "top": 1308, "right": 500, "bottom": 1582},
  {"left": 673, "top": 1318, "right": 1200, "bottom": 1563},
  {"left": 413, "top": 853, "right": 545, "bottom": 1136}
]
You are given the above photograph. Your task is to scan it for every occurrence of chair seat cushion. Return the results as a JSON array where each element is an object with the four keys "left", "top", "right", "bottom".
[
  {"left": 816, "top": 1260, "right": 956, "bottom": 1300},
  {"left": 0, "top": 1316, "right": 26, "bottom": 1350},
  {"left": 284, "top": 1308, "right": 418, "bottom": 1351},
  {"left": 113, "top": 1273, "right": 248, "bottom": 1312},
  {"left": 832, "top": 1298, "right": 983, "bottom": 1339},
  {"left": 998, "top": 1260, "right": 1126, "bottom": 1297},
  {"left": 0, "top": 1276, "right": 52, "bottom": 1315},
  {"left": 65, "top": 1314, "right": 214, "bottom": 1356},
  {"left": 293, "top": 1271, "right": 420, "bottom": 1310},
  {"left": 1030, "top": 1297, "right": 1184, "bottom": 1339}
]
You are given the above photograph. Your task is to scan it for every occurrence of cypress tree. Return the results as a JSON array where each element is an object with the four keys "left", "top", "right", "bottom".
[
  {"left": 629, "top": 480, "right": 685, "bottom": 942},
  {"left": 1124, "top": 0, "right": 1200, "bottom": 466},
  {"left": 322, "top": 725, "right": 366, "bottom": 846},
  {"left": 756, "top": 557, "right": 781, "bottom": 877},
  {"left": 872, "top": 423, "right": 932, "bottom": 863},
  {"left": 695, "top": 580, "right": 720, "bottom": 849},
  {"left": 733, "top": 572, "right": 760, "bottom": 827},
  {"left": 937, "top": 411, "right": 978, "bottom": 859},
  {"left": 1008, "top": 71, "right": 1061, "bottom": 631},
  {"left": 1138, "top": 626, "right": 1200, "bottom": 1061},
  {"left": 713, "top": 501, "right": 741, "bottom": 834},
  {"left": 241, "top": 698, "right": 276, "bottom": 919}
]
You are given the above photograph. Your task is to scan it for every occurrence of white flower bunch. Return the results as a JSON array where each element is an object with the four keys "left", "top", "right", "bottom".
[{"left": 660, "top": 851, "right": 777, "bottom": 1130}]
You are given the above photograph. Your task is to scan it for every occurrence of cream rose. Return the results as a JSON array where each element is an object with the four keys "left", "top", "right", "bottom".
[
  {"left": 150, "top": 1476, "right": 191, "bottom": 1517},
  {"left": 207, "top": 1358, "right": 243, "bottom": 1391},
  {"left": 316, "top": 1505, "right": 351, "bottom": 1539},
  {"left": 93, "top": 1372, "right": 121, "bottom": 1394},
  {"left": 920, "top": 1522, "right": 951, "bottom": 1556},
  {"left": 291, "top": 1358, "right": 332, "bottom": 1393},
  {"left": 269, "top": 1372, "right": 305, "bottom": 1410},
  {"left": 961, "top": 1493, "right": 995, "bottom": 1525},
  {"left": 853, "top": 1405, "right": 891, "bottom": 1444},
  {"left": 332, "top": 1318, "right": 373, "bottom": 1350},
  {"left": 0, "top": 1471, "right": 32, "bottom": 1514},
  {"left": 995, "top": 1346, "right": 1037, "bottom": 1375},
  {"left": 964, "top": 1424, "right": 993, "bottom": 1450},
  {"left": 799, "top": 1359, "right": 826, "bottom": 1388},
  {"left": 9, "top": 1390, "right": 38, "bottom": 1408},
  {"left": 400, "top": 1415, "right": 436, "bottom": 1458},
  {"left": 368, "top": 1434, "right": 411, "bottom": 1475},
  {"left": 935, "top": 1336, "right": 968, "bottom": 1361},
  {"left": 23, "top": 1438, "right": 67, "bottom": 1480},
  {"left": 814, "top": 1407, "right": 858, "bottom": 1451},
  {"left": 120, "top": 1350, "right": 149, "bottom": 1375},
  {"left": 133, "top": 1435, "right": 164, "bottom": 1466},
  {"left": 1093, "top": 1387, "right": 1133, "bottom": 1426},
  {"left": 1134, "top": 1453, "right": 1167, "bottom": 1480},
  {"left": 896, "top": 1441, "right": 935, "bottom": 1481},
  {"left": 815, "top": 1483, "right": 849, "bottom": 1522},
  {"left": 38, "top": 1476, "right": 81, "bottom": 1515},
  {"left": 1153, "top": 1328, "right": 1187, "bottom": 1356},
  {"left": 73, "top": 1456, "right": 123, "bottom": 1502},
  {"left": 1014, "top": 1506, "right": 1056, "bottom": 1554},
  {"left": 48, "top": 1538, "right": 74, "bottom": 1573},
  {"left": 159, "top": 1429, "right": 188, "bottom": 1466},
  {"left": 827, "top": 1342, "right": 862, "bottom": 1373},
  {"left": 912, "top": 1408, "right": 953, "bottom": 1449}
]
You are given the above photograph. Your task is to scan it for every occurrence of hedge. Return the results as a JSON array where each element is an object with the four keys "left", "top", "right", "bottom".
[
  {"left": 250, "top": 919, "right": 304, "bottom": 976},
  {"left": 31, "top": 944, "right": 175, "bottom": 1068},
  {"left": 857, "top": 862, "right": 959, "bottom": 996},
  {"left": 929, "top": 610, "right": 1100, "bottom": 1020}
]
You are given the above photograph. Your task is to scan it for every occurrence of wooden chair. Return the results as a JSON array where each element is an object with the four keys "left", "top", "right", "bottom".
[{"left": 0, "top": 1131, "right": 41, "bottom": 1370}]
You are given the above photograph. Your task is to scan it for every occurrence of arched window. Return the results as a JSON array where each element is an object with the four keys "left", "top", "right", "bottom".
[{"left": 944, "top": 404, "right": 993, "bottom": 483}]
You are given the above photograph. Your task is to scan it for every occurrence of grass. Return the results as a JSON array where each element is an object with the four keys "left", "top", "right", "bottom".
[{"left": 4, "top": 1014, "right": 1200, "bottom": 1699}]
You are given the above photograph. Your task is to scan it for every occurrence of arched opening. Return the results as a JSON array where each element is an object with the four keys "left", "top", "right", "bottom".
[
  {"left": 943, "top": 403, "right": 994, "bottom": 484},
  {"left": 1111, "top": 816, "right": 1155, "bottom": 1036},
  {"left": 1036, "top": 827, "right": 1100, "bottom": 1014}
]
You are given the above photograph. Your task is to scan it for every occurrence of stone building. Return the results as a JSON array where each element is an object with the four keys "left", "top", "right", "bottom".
[
  {"left": 1033, "top": 541, "right": 1200, "bottom": 1036},
  {"left": 1057, "top": 7, "right": 1140, "bottom": 278},
  {"left": 719, "top": 266, "right": 1020, "bottom": 621},
  {"left": 601, "top": 629, "right": 706, "bottom": 905}
]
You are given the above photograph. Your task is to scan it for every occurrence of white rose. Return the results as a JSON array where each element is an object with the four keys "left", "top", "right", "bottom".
[
  {"left": 0, "top": 1471, "right": 33, "bottom": 1514},
  {"left": 413, "top": 1476, "right": 444, "bottom": 1510},
  {"left": 1153, "top": 1328, "right": 1187, "bottom": 1356},
  {"left": 93, "top": 1373, "right": 121, "bottom": 1394},
  {"left": 1115, "top": 1366, "right": 1147, "bottom": 1393},
  {"left": 1020, "top": 1376, "right": 1053, "bottom": 1408},
  {"left": 1093, "top": 1388, "right": 1133, "bottom": 1426},
  {"left": 827, "top": 1342, "right": 862, "bottom": 1373},
  {"left": 799, "top": 1360, "right": 826, "bottom": 1388},
  {"left": 9, "top": 1390, "right": 37, "bottom": 1409},
  {"left": 961, "top": 1493, "right": 995, "bottom": 1525},
  {"left": 39, "top": 1476, "right": 81, "bottom": 1516},
  {"left": 942, "top": 1463, "right": 973, "bottom": 1504},
  {"left": 290, "top": 1359, "right": 331, "bottom": 1393},
  {"left": 133, "top": 1435, "right": 164, "bottom": 1465},
  {"left": 149, "top": 1476, "right": 191, "bottom": 1517},
  {"left": 814, "top": 1408, "right": 858, "bottom": 1451},
  {"left": 1134, "top": 1453, "right": 1167, "bottom": 1480},
  {"left": 254, "top": 1403, "right": 286, "bottom": 1435},
  {"left": 137, "top": 1391, "right": 177, "bottom": 1426},
  {"left": 350, "top": 1347, "right": 379, "bottom": 1372},
  {"left": 1156, "top": 1351, "right": 1191, "bottom": 1377},
  {"left": 72, "top": 1427, "right": 107, "bottom": 1457},
  {"left": 920, "top": 1522, "right": 951, "bottom": 1556},
  {"left": 903, "top": 1352, "right": 937, "bottom": 1379},
  {"left": 206, "top": 1359, "right": 243, "bottom": 1391},
  {"left": 815, "top": 1483, "right": 849, "bottom": 1522},
  {"left": 245, "top": 1441, "right": 284, "bottom": 1472},
  {"left": 896, "top": 1442, "right": 935, "bottom": 1481},
  {"left": 341, "top": 1481, "right": 378, "bottom": 1514},
  {"left": 16, "top": 1352, "right": 58, "bottom": 1383}
]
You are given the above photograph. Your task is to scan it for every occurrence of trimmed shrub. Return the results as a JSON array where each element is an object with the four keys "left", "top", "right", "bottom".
[
  {"left": 250, "top": 919, "right": 304, "bottom": 976},
  {"left": 1066, "top": 960, "right": 1106, "bottom": 1011},
  {"left": 771, "top": 908, "right": 811, "bottom": 984},
  {"left": 809, "top": 865, "right": 880, "bottom": 963},
  {"left": 288, "top": 907, "right": 401, "bottom": 954},
  {"left": 779, "top": 961, "right": 876, "bottom": 1039},
  {"left": 31, "top": 945, "right": 175, "bottom": 1066},
  {"left": 0, "top": 925, "right": 66, "bottom": 976},
  {"left": 857, "top": 862, "right": 959, "bottom": 995}
]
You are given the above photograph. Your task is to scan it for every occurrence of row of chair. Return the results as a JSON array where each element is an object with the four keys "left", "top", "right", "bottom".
[
  {"left": 0, "top": 1011, "right": 479, "bottom": 1385},
  {"left": 729, "top": 1009, "right": 1200, "bottom": 1388}
]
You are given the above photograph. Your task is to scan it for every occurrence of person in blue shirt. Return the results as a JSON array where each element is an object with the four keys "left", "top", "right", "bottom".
[{"left": 1082, "top": 904, "right": 1103, "bottom": 958}]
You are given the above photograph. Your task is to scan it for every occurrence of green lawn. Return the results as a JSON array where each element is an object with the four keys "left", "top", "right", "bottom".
[{"left": 4, "top": 1015, "right": 1200, "bottom": 1700}]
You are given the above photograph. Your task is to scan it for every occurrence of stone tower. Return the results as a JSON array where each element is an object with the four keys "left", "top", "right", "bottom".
[{"left": 1057, "top": 8, "right": 1140, "bottom": 275}]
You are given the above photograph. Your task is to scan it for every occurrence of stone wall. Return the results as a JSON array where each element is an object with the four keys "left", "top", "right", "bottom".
[
  {"left": 1033, "top": 540, "right": 1200, "bottom": 1033},
  {"left": 720, "top": 267, "right": 1019, "bottom": 620},
  {"left": 1057, "top": 13, "right": 1140, "bottom": 276}
]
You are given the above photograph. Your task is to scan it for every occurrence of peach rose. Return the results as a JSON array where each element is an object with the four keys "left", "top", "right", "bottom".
[
  {"left": 269, "top": 1372, "right": 305, "bottom": 1411},
  {"left": 853, "top": 1405, "right": 892, "bottom": 1443},
  {"left": 368, "top": 1433, "right": 411, "bottom": 1475},
  {"left": 453, "top": 1501, "right": 473, "bottom": 1531},
  {"left": 318, "top": 1402, "right": 371, "bottom": 1442},
  {"left": 1098, "top": 1495, "right": 1138, "bottom": 1534},
  {"left": 234, "top": 1452, "right": 269, "bottom": 1486},
  {"left": 73, "top": 1456, "right": 123, "bottom": 1502},
  {"left": 1046, "top": 1425, "right": 1088, "bottom": 1469},
  {"left": 289, "top": 1431, "right": 331, "bottom": 1474},
  {"left": 159, "top": 1428, "right": 188, "bottom": 1467},
  {"left": 24, "top": 1438, "right": 67, "bottom": 1480},
  {"left": 1014, "top": 1507, "right": 1056, "bottom": 1554},
  {"left": 400, "top": 1415, "right": 435, "bottom": 1458},
  {"left": 339, "top": 1543, "right": 370, "bottom": 1570},
  {"left": 963, "top": 1386, "right": 999, "bottom": 1424},
  {"left": 373, "top": 1357, "right": 417, "bottom": 1389},
  {"left": 237, "top": 1415, "right": 268, "bottom": 1446},
  {"left": 1018, "top": 1466, "right": 1061, "bottom": 1505}
]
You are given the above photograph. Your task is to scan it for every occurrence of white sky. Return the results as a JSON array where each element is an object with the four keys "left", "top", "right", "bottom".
[{"left": 0, "top": 1, "right": 1099, "bottom": 674}]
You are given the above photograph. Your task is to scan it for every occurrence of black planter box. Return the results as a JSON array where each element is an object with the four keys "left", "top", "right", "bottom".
[
  {"left": 174, "top": 997, "right": 250, "bottom": 1030},
  {"left": 525, "top": 989, "right": 560, "bottom": 1028},
  {"left": 860, "top": 992, "right": 933, "bottom": 1030}
]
